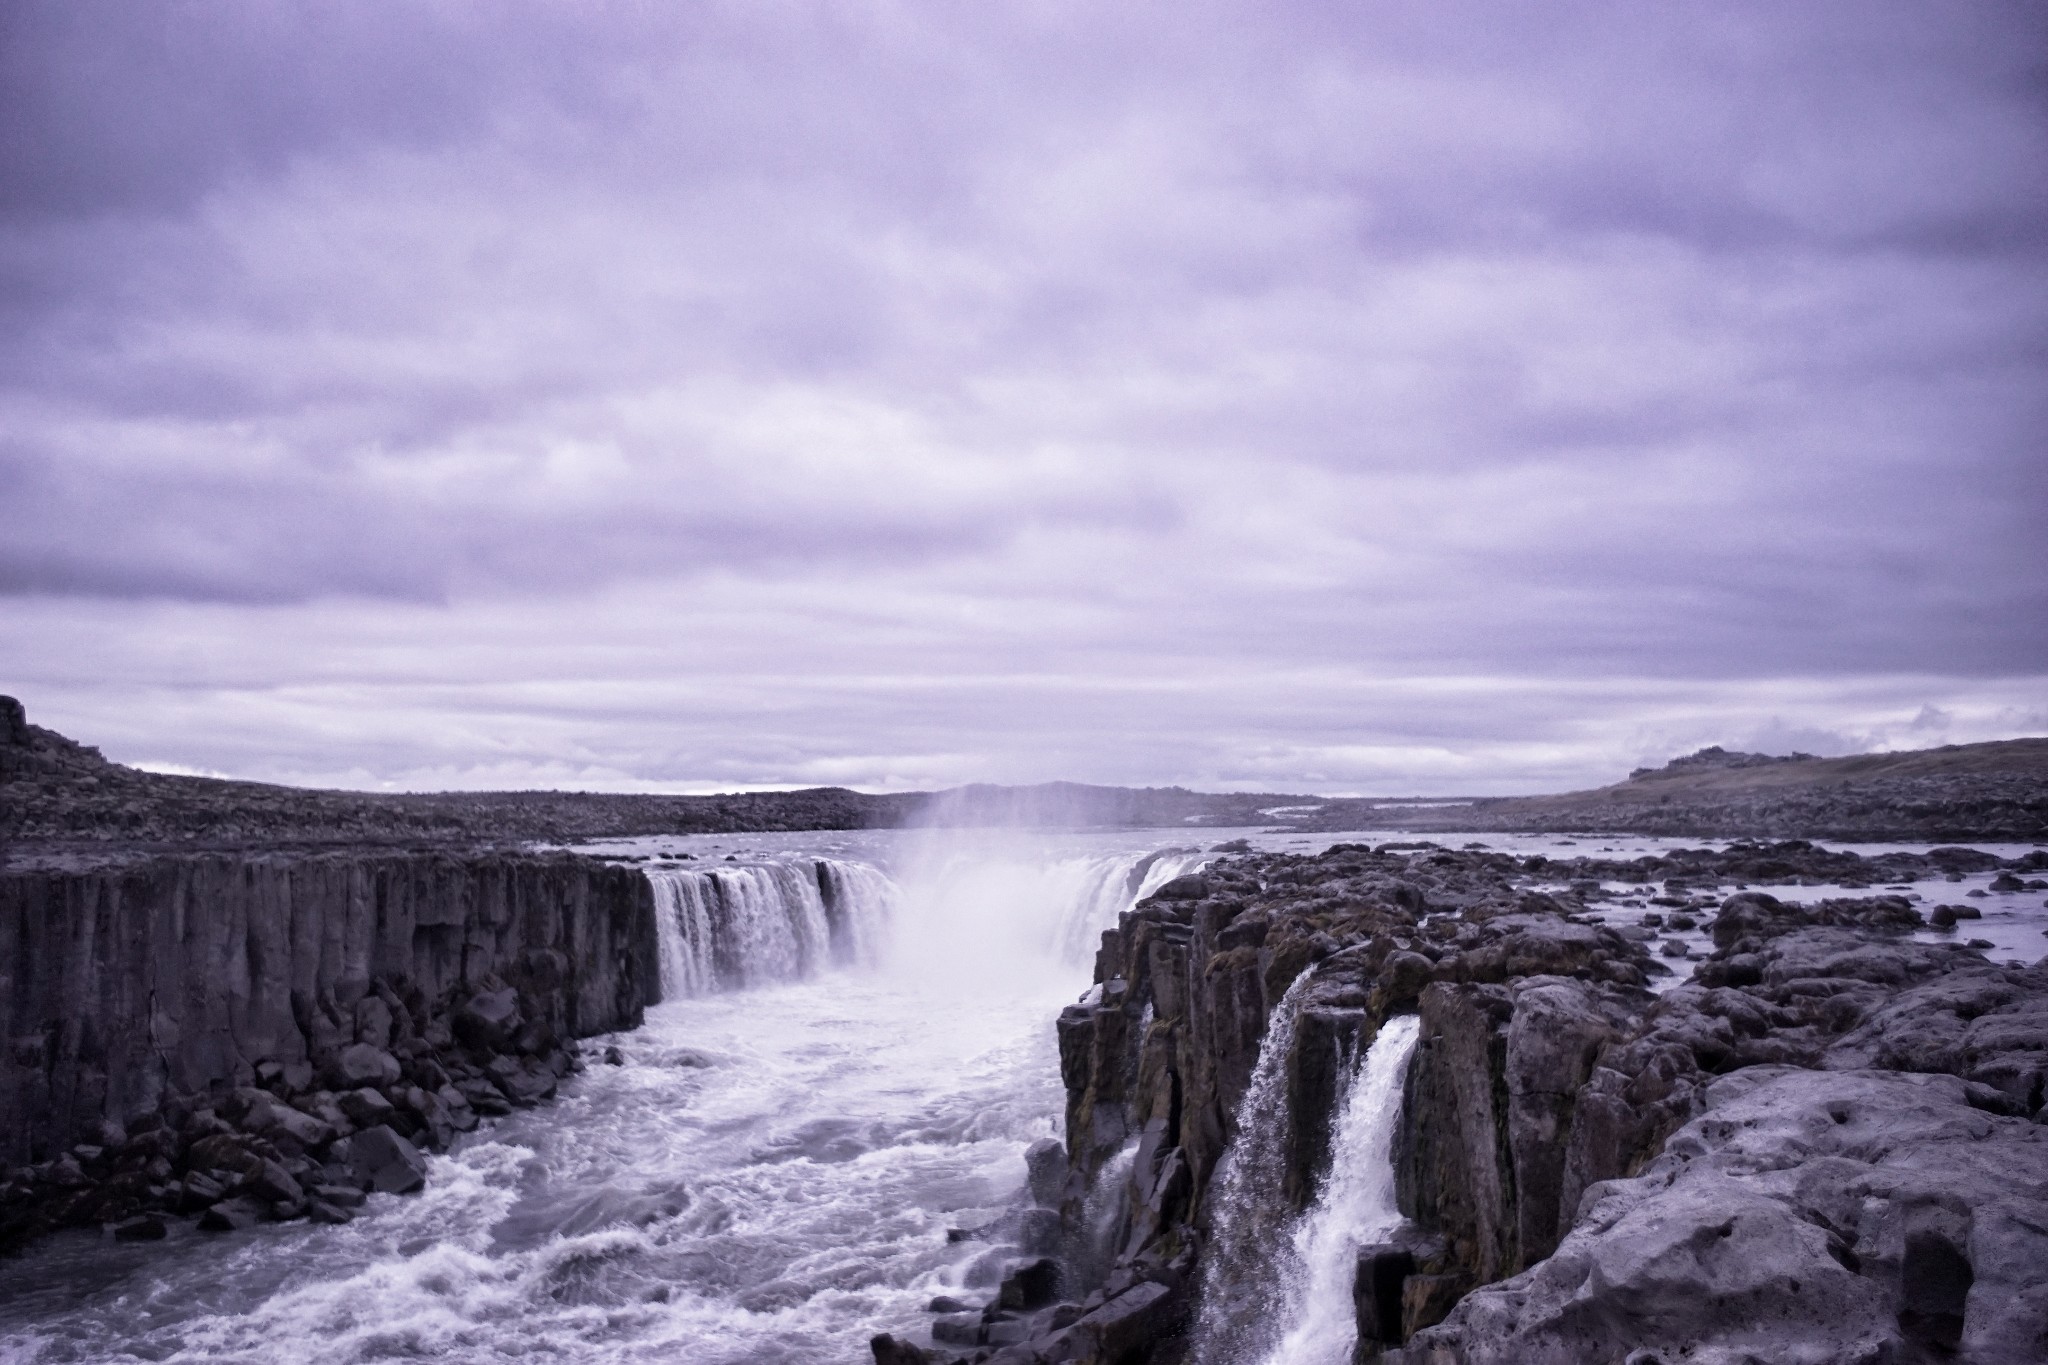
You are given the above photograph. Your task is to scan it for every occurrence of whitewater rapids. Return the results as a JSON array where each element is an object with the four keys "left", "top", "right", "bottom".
[{"left": 0, "top": 829, "right": 1223, "bottom": 1365}]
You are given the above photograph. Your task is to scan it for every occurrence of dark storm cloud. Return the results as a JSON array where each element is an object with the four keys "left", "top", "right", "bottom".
[{"left": 1, "top": 0, "right": 2043, "bottom": 789}]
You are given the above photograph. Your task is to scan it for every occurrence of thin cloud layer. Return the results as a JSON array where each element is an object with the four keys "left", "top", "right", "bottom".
[{"left": 2, "top": 0, "right": 2043, "bottom": 793}]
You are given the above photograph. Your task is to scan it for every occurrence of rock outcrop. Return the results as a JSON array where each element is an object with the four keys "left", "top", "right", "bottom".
[
  {"left": 1388, "top": 890, "right": 2048, "bottom": 1363},
  {"left": 1391, "top": 1065, "right": 2048, "bottom": 1364},
  {"left": 896, "top": 838, "right": 2048, "bottom": 1365},
  {"left": 0, "top": 848, "right": 659, "bottom": 1250}
]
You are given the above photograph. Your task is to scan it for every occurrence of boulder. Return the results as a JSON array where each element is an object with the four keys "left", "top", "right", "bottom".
[
  {"left": 1065, "top": 1281, "right": 1177, "bottom": 1363},
  {"left": 239, "top": 1094, "right": 335, "bottom": 1156},
  {"left": 1025, "top": 1136, "right": 1068, "bottom": 1208},
  {"left": 347, "top": 1124, "right": 428, "bottom": 1195},
  {"left": 197, "top": 1196, "right": 266, "bottom": 1232},
  {"left": 869, "top": 1335, "right": 939, "bottom": 1365},
  {"left": 337, "top": 1087, "right": 398, "bottom": 1129},
  {"left": 485, "top": 1055, "right": 556, "bottom": 1106},
  {"left": 244, "top": 1158, "right": 304, "bottom": 1205},
  {"left": 999, "top": 1257, "right": 1062, "bottom": 1311},
  {"left": 455, "top": 987, "right": 523, "bottom": 1052},
  {"left": 331, "top": 1044, "right": 402, "bottom": 1091}
]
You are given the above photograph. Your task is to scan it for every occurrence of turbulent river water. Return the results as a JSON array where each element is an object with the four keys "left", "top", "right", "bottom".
[
  {"left": 3, "top": 826, "right": 2039, "bottom": 1365},
  {"left": 0, "top": 828, "right": 1263, "bottom": 1365}
]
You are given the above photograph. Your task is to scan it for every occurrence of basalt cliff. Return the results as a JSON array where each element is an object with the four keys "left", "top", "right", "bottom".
[
  {"left": 0, "top": 846, "right": 659, "bottom": 1251},
  {"left": 878, "top": 839, "right": 2048, "bottom": 1365}
]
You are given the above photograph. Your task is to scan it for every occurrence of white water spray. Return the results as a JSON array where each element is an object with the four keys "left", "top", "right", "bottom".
[
  {"left": 881, "top": 837, "right": 1207, "bottom": 984},
  {"left": 1050, "top": 849, "right": 1207, "bottom": 964},
  {"left": 1259, "top": 1014, "right": 1422, "bottom": 1365}
]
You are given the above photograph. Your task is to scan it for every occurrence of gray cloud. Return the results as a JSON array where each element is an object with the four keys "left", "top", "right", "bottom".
[{"left": 0, "top": 0, "right": 2042, "bottom": 790}]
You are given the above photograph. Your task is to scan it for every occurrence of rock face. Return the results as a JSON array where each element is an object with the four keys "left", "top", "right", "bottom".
[
  {"left": 912, "top": 843, "right": 1664, "bottom": 1365},
  {"left": 1391, "top": 1067, "right": 2048, "bottom": 1364},
  {"left": 931, "top": 838, "right": 2048, "bottom": 1365},
  {"left": 0, "top": 848, "right": 659, "bottom": 1249}
]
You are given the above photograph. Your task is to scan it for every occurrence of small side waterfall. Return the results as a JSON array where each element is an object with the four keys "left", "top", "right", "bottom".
[
  {"left": 1191, "top": 970, "right": 1320, "bottom": 1361},
  {"left": 646, "top": 859, "right": 898, "bottom": 999},
  {"left": 1194, "top": 1000, "right": 1423, "bottom": 1365},
  {"left": 1261, "top": 1014, "right": 1422, "bottom": 1365}
]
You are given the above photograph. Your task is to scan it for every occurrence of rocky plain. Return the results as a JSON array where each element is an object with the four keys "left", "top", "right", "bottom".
[{"left": 5, "top": 693, "right": 2048, "bottom": 1364}]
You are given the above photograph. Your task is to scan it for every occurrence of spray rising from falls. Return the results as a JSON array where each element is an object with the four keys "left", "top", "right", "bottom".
[
  {"left": 647, "top": 859, "right": 898, "bottom": 997},
  {"left": 646, "top": 843, "right": 1198, "bottom": 998}
]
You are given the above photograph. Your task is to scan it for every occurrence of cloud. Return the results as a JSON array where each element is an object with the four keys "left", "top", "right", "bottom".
[{"left": 0, "top": 0, "right": 2042, "bottom": 789}]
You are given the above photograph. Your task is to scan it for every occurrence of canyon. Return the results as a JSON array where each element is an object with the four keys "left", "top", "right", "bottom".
[{"left": 4, "top": 697, "right": 2047, "bottom": 1364}]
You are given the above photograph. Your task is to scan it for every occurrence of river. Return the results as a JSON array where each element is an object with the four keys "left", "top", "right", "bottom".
[{"left": 3, "top": 825, "right": 2037, "bottom": 1364}]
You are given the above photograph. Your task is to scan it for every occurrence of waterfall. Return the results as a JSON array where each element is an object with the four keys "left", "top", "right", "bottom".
[
  {"left": 1050, "top": 848, "right": 1206, "bottom": 964},
  {"left": 1194, "top": 999, "right": 1423, "bottom": 1365},
  {"left": 646, "top": 843, "right": 1201, "bottom": 998},
  {"left": 646, "top": 859, "right": 898, "bottom": 999},
  {"left": 1191, "top": 970, "right": 1320, "bottom": 1362},
  {"left": 1259, "top": 1014, "right": 1422, "bottom": 1365},
  {"left": 882, "top": 841, "right": 1209, "bottom": 979},
  {"left": 1078, "top": 1137, "right": 1142, "bottom": 1284}
]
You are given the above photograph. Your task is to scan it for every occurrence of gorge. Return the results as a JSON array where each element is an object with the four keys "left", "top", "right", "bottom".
[{"left": 3, "top": 701, "right": 2047, "bottom": 1364}]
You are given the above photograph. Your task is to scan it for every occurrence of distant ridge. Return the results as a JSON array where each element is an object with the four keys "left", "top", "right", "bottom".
[
  {"left": 0, "top": 697, "right": 1298, "bottom": 848},
  {"left": 1305, "top": 737, "right": 2048, "bottom": 841},
  {"left": 2, "top": 695, "right": 2043, "bottom": 847}
]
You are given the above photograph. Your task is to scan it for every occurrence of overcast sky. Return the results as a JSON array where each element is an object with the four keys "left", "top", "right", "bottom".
[{"left": 2, "top": 0, "right": 2044, "bottom": 797}]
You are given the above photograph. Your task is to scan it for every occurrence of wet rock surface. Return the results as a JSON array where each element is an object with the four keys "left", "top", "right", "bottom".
[
  {"left": 913, "top": 837, "right": 2048, "bottom": 1365},
  {"left": 0, "top": 848, "right": 659, "bottom": 1253}
]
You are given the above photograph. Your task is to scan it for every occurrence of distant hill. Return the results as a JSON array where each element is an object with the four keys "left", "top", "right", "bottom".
[
  {"left": 1286, "top": 740, "right": 2048, "bottom": 841},
  {"left": 0, "top": 697, "right": 1295, "bottom": 848},
  {"left": 3, "top": 695, "right": 2042, "bottom": 847}
]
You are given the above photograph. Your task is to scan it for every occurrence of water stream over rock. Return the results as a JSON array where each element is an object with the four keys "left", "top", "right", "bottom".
[
  {"left": 1189, "top": 969, "right": 1319, "bottom": 1364},
  {"left": 1258, "top": 1015, "right": 1420, "bottom": 1365}
]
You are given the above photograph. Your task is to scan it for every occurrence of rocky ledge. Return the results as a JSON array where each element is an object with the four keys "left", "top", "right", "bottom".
[
  {"left": 873, "top": 837, "right": 2048, "bottom": 1365},
  {"left": 0, "top": 848, "right": 659, "bottom": 1252}
]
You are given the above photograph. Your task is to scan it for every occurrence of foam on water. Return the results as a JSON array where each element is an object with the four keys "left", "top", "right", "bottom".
[{"left": 0, "top": 832, "right": 1226, "bottom": 1365}]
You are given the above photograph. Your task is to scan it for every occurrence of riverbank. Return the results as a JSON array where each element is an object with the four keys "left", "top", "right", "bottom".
[{"left": 0, "top": 849, "right": 657, "bottom": 1254}]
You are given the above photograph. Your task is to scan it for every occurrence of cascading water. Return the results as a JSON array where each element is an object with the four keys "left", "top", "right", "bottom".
[
  {"left": 1191, "top": 969, "right": 1320, "bottom": 1362},
  {"left": 1258, "top": 1014, "right": 1422, "bottom": 1365},
  {"left": 647, "top": 857, "right": 897, "bottom": 997},
  {"left": 1193, "top": 992, "right": 1424, "bottom": 1365},
  {"left": 1051, "top": 849, "right": 1207, "bottom": 964},
  {"left": 1077, "top": 1138, "right": 1141, "bottom": 1284},
  {"left": 0, "top": 828, "right": 1267, "bottom": 1365}
]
